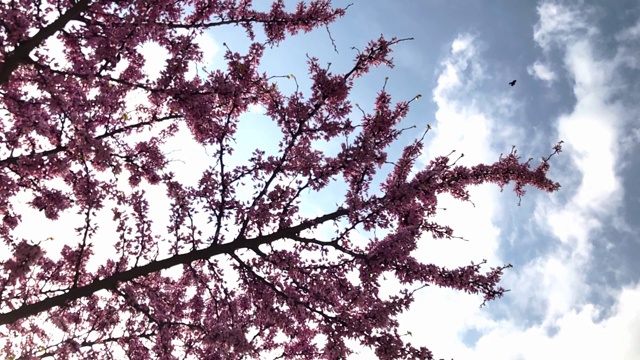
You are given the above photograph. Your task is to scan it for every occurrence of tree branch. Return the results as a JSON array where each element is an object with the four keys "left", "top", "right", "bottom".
[
  {"left": 0, "top": 207, "right": 348, "bottom": 325},
  {"left": 0, "top": 0, "right": 91, "bottom": 85}
]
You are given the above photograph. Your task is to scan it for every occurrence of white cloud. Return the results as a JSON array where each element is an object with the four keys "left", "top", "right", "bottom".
[
  {"left": 528, "top": 60, "right": 557, "bottom": 83},
  {"left": 427, "top": 33, "right": 523, "bottom": 180},
  {"left": 396, "top": 33, "right": 519, "bottom": 358},
  {"left": 533, "top": 2, "right": 598, "bottom": 51},
  {"left": 615, "top": 20, "right": 640, "bottom": 71},
  {"left": 451, "top": 33, "right": 475, "bottom": 54},
  {"left": 463, "top": 281, "right": 640, "bottom": 360},
  {"left": 518, "top": 9, "right": 628, "bottom": 344},
  {"left": 433, "top": 34, "right": 483, "bottom": 105},
  {"left": 452, "top": 1, "right": 638, "bottom": 359},
  {"left": 616, "top": 19, "right": 640, "bottom": 41},
  {"left": 531, "top": 3, "right": 625, "bottom": 252}
]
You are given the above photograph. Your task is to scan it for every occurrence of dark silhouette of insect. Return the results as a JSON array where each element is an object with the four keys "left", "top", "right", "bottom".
[{"left": 509, "top": 80, "right": 517, "bottom": 86}]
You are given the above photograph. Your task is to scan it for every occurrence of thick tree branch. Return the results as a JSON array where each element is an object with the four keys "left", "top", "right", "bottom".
[
  {"left": 0, "top": 208, "right": 348, "bottom": 325},
  {"left": 0, "top": 0, "right": 91, "bottom": 85},
  {"left": 0, "top": 114, "right": 180, "bottom": 166}
]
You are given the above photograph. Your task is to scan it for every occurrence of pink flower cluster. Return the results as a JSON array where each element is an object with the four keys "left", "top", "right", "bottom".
[{"left": 3, "top": 241, "right": 43, "bottom": 284}]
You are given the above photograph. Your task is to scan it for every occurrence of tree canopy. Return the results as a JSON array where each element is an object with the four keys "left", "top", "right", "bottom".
[{"left": 0, "top": 0, "right": 562, "bottom": 359}]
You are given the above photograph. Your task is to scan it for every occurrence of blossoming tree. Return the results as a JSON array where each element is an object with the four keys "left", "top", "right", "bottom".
[{"left": 0, "top": 0, "right": 562, "bottom": 359}]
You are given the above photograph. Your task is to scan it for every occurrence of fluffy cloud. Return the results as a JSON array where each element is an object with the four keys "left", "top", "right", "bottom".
[
  {"left": 466, "top": 282, "right": 640, "bottom": 359},
  {"left": 533, "top": 2, "right": 599, "bottom": 51},
  {"left": 527, "top": 60, "right": 557, "bottom": 83},
  {"left": 470, "top": 1, "right": 639, "bottom": 359},
  {"left": 390, "top": 32, "right": 519, "bottom": 359}
]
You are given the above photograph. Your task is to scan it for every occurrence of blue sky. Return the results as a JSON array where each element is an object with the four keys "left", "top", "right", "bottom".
[{"left": 7, "top": 0, "right": 640, "bottom": 359}]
